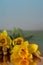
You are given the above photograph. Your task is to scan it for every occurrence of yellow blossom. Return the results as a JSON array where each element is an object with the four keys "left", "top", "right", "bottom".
[
  {"left": 10, "top": 38, "right": 41, "bottom": 65},
  {"left": 28, "top": 44, "right": 38, "bottom": 53},
  {"left": 19, "top": 46, "right": 29, "bottom": 58},
  {"left": 13, "top": 37, "right": 24, "bottom": 45},
  {"left": 0, "top": 34, "right": 7, "bottom": 46},
  {"left": 0, "top": 30, "right": 12, "bottom": 48}
]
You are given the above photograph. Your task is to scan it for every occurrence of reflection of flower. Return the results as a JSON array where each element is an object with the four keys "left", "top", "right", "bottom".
[
  {"left": 13, "top": 37, "right": 24, "bottom": 45},
  {"left": 0, "top": 34, "right": 7, "bottom": 46}
]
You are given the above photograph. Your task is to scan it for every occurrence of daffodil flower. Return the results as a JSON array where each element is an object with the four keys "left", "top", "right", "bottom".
[
  {"left": 28, "top": 44, "right": 38, "bottom": 53},
  {"left": 19, "top": 47, "right": 28, "bottom": 58},
  {"left": 0, "top": 34, "right": 7, "bottom": 46},
  {"left": 13, "top": 37, "right": 24, "bottom": 46}
]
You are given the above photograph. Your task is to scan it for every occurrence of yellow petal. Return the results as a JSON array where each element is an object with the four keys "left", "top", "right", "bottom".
[
  {"left": 2, "top": 30, "right": 8, "bottom": 37},
  {"left": 22, "top": 41, "right": 29, "bottom": 47},
  {"left": 28, "top": 44, "right": 38, "bottom": 53},
  {"left": 36, "top": 50, "right": 41, "bottom": 55},
  {"left": 19, "top": 46, "right": 28, "bottom": 58},
  {"left": 28, "top": 53, "right": 33, "bottom": 59},
  {"left": 11, "top": 45, "right": 20, "bottom": 54},
  {"left": 6, "top": 36, "right": 12, "bottom": 45}
]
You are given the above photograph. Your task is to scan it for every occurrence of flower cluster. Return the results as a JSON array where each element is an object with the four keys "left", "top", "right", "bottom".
[
  {"left": 10, "top": 38, "right": 41, "bottom": 65},
  {"left": 0, "top": 30, "right": 41, "bottom": 65}
]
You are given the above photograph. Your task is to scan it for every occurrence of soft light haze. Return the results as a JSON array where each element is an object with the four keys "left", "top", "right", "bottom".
[{"left": 0, "top": 0, "right": 43, "bottom": 30}]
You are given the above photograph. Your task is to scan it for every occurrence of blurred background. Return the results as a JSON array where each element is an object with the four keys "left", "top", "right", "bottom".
[{"left": 0, "top": 0, "right": 43, "bottom": 56}]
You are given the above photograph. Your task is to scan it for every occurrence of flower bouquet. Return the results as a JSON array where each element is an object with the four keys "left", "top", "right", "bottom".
[{"left": 0, "top": 30, "right": 41, "bottom": 65}]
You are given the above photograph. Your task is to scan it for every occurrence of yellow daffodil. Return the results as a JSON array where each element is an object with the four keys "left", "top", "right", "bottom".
[
  {"left": 0, "top": 34, "right": 7, "bottom": 46},
  {"left": 2, "top": 36, "right": 12, "bottom": 49},
  {"left": 19, "top": 46, "right": 28, "bottom": 58},
  {"left": 0, "top": 30, "right": 12, "bottom": 48},
  {"left": 13, "top": 37, "right": 24, "bottom": 46},
  {"left": 28, "top": 44, "right": 38, "bottom": 53}
]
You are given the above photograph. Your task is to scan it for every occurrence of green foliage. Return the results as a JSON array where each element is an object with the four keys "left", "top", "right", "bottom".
[
  {"left": 12, "top": 28, "right": 24, "bottom": 39},
  {"left": 6, "top": 28, "right": 34, "bottom": 40},
  {"left": 10, "top": 28, "right": 34, "bottom": 40}
]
